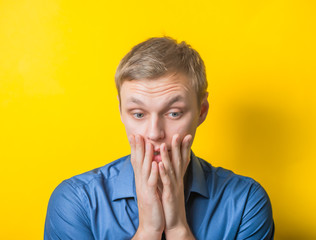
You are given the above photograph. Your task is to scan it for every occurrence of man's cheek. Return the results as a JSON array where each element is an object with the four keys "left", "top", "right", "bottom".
[
  {"left": 125, "top": 121, "right": 143, "bottom": 136},
  {"left": 171, "top": 126, "right": 190, "bottom": 139}
]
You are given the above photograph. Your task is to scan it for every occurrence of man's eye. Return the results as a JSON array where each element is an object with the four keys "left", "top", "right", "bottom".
[
  {"left": 133, "top": 113, "right": 144, "bottom": 119},
  {"left": 168, "top": 112, "right": 181, "bottom": 118}
]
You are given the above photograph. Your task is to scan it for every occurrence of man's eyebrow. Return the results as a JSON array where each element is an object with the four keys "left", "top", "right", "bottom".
[
  {"left": 126, "top": 95, "right": 184, "bottom": 106},
  {"left": 167, "top": 95, "right": 185, "bottom": 105},
  {"left": 126, "top": 97, "right": 145, "bottom": 105}
]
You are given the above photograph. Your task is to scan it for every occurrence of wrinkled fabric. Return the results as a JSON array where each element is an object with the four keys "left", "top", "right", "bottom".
[{"left": 45, "top": 154, "right": 274, "bottom": 240}]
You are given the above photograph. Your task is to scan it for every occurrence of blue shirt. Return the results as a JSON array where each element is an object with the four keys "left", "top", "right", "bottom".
[{"left": 45, "top": 154, "right": 274, "bottom": 239}]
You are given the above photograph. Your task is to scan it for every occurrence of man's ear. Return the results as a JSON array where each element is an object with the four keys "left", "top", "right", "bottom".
[{"left": 198, "top": 92, "right": 209, "bottom": 126}]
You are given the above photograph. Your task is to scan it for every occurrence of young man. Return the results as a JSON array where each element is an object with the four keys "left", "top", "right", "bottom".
[{"left": 45, "top": 37, "right": 274, "bottom": 240}]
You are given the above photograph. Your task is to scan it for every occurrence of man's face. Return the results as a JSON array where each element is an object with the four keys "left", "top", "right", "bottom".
[{"left": 120, "top": 73, "right": 208, "bottom": 162}]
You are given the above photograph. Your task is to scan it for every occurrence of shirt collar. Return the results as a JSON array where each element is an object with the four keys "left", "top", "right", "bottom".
[
  {"left": 185, "top": 152, "right": 209, "bottom": 201},
  {"left": 112, "top": 155, "right": 137, "bottom": 201},
  {"left": 111, "top": 153, "right": 210, "bottom": 202}
]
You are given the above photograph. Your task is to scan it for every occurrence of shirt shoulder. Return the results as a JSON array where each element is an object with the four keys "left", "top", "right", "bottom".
[
  {"left": 64, "top": 155, "right": 130, "bottom": 189},
  {"left": 197, "top": 156, "right": 261, "bottom": 192},
  {"left": 44, "top": 155, "right": 133, "bottom": 240},
  {"left": 194, "top": 157, "right": 274, "bottom": 239}
]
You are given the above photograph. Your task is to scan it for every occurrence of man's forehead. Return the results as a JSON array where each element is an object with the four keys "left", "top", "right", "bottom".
[
  {"left": 122, "top": 73, "right": 191, "bottom": 88},
  {"left": 125, "top": 94, "right": 187, "bottom": 106},
  {"left": 119, "top": 74, "right": 197, "bottom": 107}
]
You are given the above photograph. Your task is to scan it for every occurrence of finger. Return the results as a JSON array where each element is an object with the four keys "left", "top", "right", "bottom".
[
  {"left": 129, "top": 135, "right": 136, "bottom": 167},
  {"left": 148, "top": 161, "right": 159, "bottom": 190},
  {"left": 160, "top": 143, "right": 175, "bottom": 180},
  {"left": 158, "top": 161, "right": 171, "bottom": 188},
  {"left": 143, "top": 141, "right": 153, "bottom": 179},
  {"left": 135, "top": 135, "right": 145, "bottom": 167},
  {"left": 171, "top": 134, "right": 181, "bottom": 178},
  {"left": 181, "top": 134, "right": 193, "bottom": 173}
]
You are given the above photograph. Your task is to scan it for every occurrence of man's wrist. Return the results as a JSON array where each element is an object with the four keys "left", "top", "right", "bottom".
[
  {"left": 132, "top": 228, "right": 162, "bottom": 240},
  {"left": 165, "top": 225, "right": 195, "bottom": 240}
]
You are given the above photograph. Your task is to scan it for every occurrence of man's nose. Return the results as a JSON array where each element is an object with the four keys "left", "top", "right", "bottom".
[{"left": 147, "top": 115, "right": 165, "bottom": 142}]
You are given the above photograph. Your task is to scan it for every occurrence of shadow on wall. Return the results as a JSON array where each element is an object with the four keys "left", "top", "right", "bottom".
[{"left": 225, "top": 97, "right": 314, "bottom": 239}]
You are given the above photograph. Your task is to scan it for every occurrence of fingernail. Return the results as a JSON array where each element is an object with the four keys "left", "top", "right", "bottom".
[
  {"left": 159, "top": 162, "right": 164, "bottom": 169},
  {"left": 162, "top": 143, "right": 166, "bottom": 151},
  {"left": 189, "top": 135, "right": 193, "bottom": 144},
  {"left": 174, "top": 134, "right": 179, "bottom": 143}
]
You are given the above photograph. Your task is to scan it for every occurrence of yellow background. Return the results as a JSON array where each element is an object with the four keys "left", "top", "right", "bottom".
[{"left": 0, "top": 0, "right": 315, "bottom": 239}]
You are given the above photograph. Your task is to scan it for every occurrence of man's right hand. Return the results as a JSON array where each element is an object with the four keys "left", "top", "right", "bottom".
[{"left": 130, "top": 135, "right": 165, "bottom": 240}]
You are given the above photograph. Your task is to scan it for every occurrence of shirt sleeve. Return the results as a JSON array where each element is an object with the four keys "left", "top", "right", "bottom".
[
  {"left": 236, "top": 182, "right": 275, "bottom": 240},
  {"left": 44, "top": 181, "right": 94, "bottom": 240}
]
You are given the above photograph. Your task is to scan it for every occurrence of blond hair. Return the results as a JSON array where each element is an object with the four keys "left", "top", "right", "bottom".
[{"left": 115, "top": 37, "right": 207, "bottom": 104}]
